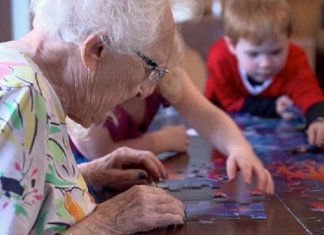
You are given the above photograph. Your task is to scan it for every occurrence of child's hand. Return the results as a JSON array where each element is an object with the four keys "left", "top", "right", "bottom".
[
  {"left": 307, "top": 118, "right": 324, "bottom": 147},
  {"left": 226, "top": 150, "right": 274, "bottom": 194},
  {"left": 158, "top": 124, "right": 189, "bottom": 153},
  {"left": 276, "top": 95, "right": 294, "bottom": 120}
]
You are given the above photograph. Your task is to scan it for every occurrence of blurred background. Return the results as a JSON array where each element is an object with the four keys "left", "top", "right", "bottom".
[
  {"left": 1, "top": 0, "right": 323, "bottom": 89},
  {"left": 179, "top": 0, "right": 324, "bottom": 90}
]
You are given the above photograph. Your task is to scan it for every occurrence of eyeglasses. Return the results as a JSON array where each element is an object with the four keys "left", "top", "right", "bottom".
[{"left": 136, "top": 51, "right": 169, "bottom": 83}]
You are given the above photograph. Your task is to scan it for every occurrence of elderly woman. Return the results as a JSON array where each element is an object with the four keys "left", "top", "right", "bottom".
[{"left": 0, "top": 0, "right": 187, "bottom": 234}]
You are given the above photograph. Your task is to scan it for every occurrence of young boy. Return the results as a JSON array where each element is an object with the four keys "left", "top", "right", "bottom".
[{"left": 205, "top": 0, "right": 324, "bottom": 147}]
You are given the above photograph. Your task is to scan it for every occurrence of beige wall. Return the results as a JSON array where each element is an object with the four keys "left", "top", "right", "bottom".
[
  {"left": 204, "top": 0, "right": 324, "bottom": 38},
  {"left": 288, "top": 0, "right": 324, "bottom": 38}
]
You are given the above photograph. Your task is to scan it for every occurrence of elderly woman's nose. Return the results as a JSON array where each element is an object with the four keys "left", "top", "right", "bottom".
[{"left": 137, "top": 83, "right": 156, "bottom": 99}]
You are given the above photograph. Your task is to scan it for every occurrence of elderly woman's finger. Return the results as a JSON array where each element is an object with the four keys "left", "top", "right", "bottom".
[
  {"left": 137, "top": 190, "right": 185, "bottom": 231},
  {"left": 133, "top": 211, "right": 184, "bottom": 233},
  {"left": 127, "top": 154, "right": 163, "bottom": 180},
  {"left": 111, "top": 147, "right": 167, "bottom": 179},
  {"left": 155, "top": 204, "right": 185, "bottom": 218},
  {"left": 106, "top": 169, "right": 150, "bottom": 189},
  {"left": 145, "top": 213, "right": 184, "bottom": 232},
  {"left": 138, "top": 153, "right": 168, "bottom": 179},
  {"left": 151, "top": 188, "right": 184, "bottom": 209},
  {"left": 125, "top": 149, "right": 167, "bottom": 179},
  {"left": 127, "top": 186, "right": 185, "bottom": 227},
  {"left": 93, "top": 185, "right": 185, "bottom": 234}
]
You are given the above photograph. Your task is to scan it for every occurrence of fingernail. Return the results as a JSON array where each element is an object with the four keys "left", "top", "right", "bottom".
[
  {"left": 154, "top": 177, "right": 160, "bottom": 183},
  {"left": 138, "top": 171, "right": 147, "bottom": 180}
]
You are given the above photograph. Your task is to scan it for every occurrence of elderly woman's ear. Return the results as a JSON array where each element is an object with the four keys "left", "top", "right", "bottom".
[{"left": 81, "top": 33, "right": 105, "bottom": 71}]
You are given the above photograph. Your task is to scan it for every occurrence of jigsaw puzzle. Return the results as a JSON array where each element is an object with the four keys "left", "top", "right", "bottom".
[
  {"left": 154, "top": 113, "right": 324, "bottom": 229},
  {"left": 158, "top": 159, "right": 267, "bottom": 222},
  {"left": 230, "top": 114, "right": 324, "bottom": 233}
]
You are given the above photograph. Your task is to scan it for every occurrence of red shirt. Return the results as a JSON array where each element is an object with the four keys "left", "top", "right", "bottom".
[{"left": 205, "top": 38, "right": 324, "bottom": 114}]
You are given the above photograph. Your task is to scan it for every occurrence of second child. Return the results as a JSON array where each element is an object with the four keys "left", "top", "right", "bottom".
[{"left": 205, "top": 0, "right": 324, "bottom": 147}]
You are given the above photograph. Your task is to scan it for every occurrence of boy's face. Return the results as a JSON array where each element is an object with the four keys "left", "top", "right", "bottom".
[{"left": 228, "top": 33, "right": 289, "bottom": 82}]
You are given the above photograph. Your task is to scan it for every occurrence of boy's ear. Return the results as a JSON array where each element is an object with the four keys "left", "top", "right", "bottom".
[
  {"left": 224, "top": 36, "right": 236, "bottom": 55},
  {"left": 81, "top": 33, "right": 105, "bottom": 71}
]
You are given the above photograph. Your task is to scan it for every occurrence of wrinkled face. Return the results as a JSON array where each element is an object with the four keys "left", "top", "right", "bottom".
[
  {"left": 231, "top": 33, "right": 289, "bottom": 83},
  {"left": 70, "top": 10, "right": 175, "bottom": 127}
]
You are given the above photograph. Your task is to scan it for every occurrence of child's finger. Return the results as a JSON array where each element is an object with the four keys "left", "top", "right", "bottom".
[{"left": 226, "top": 156, "right": 237, "bottom": 181}]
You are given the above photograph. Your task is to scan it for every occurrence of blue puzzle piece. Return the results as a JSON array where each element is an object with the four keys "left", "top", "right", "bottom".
[
  {"left": 185, "top": 201, "right": 267, "bottom": 222},
  {"left": 158, "top": 178, "right": 222, "bottom": 191}
]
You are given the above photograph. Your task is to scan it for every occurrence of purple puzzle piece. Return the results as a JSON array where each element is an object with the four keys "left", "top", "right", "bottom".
[{"left": 185, "top": 201, "right": 267, "bottom": 222}]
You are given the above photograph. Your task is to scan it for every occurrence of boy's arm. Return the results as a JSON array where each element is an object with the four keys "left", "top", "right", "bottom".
[
  {"left": 305, "top": 102, "right": 324, "bottom": 127},
  {"left": 284, "top": 44, "right": 324, "bottom": 116},
  {"left": 280, "top": 45, "right": 324, "bottom": 145}
]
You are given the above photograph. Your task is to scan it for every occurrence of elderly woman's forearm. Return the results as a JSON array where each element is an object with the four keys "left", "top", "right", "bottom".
[{"left": 62, "top": 211, "right": 116, "bottom": 235}]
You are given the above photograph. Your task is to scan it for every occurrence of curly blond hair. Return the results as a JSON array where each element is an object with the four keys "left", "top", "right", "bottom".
[{"left": 224, "top": 0, "right": 292, "bottom": 45}]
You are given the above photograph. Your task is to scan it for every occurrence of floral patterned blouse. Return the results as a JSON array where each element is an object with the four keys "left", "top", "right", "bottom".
[{"left": 0, "top": 46, "right": 96, "bottom": 234}]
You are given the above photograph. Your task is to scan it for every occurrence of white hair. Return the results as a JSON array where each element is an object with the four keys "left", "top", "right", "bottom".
[
  {"left": 30, "top": 0, "right": 199, "bottom": 54},
  {"left": 31, "top": 0, "right": 164, "bottom": 53},
  {"left": 170, "top": 0, "right": 203, "bottom": 23}
]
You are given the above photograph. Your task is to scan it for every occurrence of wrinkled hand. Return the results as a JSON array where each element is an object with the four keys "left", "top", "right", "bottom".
[
  {"left": 71, "top": 185, "right": 184, "bottom": 234},
  {"left": 307, "top": 120, "right": 324, "bottom": 147},
  {"left": 276, "top": 95, "right": 294, "bottom": 120},
  {"left": 79, "top": 147, "right": 167, "bottom": 191},
  {"left": 158, "top": 124, "right": 189, "bottom": 153},
  {"left": 226, "top": 150, "right": 274, "bottom": 194}
]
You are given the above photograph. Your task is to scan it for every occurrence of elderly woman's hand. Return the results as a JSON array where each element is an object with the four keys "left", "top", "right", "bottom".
[
  {"left": 78, "top": 147, "right": 168, "bottom": 191},
  {"left": 226, "top": 149, "right": 274, "bottom": 195},
  {"left": 67, "top": 185, "right": 185, "bottom": 234}
]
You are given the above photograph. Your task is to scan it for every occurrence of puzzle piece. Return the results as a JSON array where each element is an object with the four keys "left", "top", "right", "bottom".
[
  {"left": 185, "top": 201, "right": 240, "bottom": 221},
  {"left": 185, "top": 201, "right": 267, "bottom": 222},
  {"left": 282, "top": 106, "right": 303, "bottom": 119},
  {"left": 158, "top": 177, "right": 221, "bottom": 191},
  {"left": 166, "top": 163, "right": 228, "bottom": 181},
  {"left": 210, "top": 189, "right": 266, "bottom": 204}
]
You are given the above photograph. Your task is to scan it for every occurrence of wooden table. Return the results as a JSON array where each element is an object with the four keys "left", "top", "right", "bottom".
[{"left": 142, "top": 113, "right": 324, "bottom": 235}]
